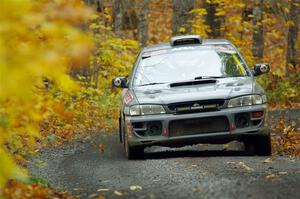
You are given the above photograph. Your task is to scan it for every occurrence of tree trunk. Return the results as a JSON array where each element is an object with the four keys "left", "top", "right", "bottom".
[
  {"left": 113, "top": 0, "right": 123, "bottom": 37},
  {"left": 92, "top": 16, "right": 101, "bottom": 89},
  {"left": 172, "top": 0, "right": 195, "bottom": 35},
  {"left": 252, "top": 0, "right": 264, "bottom": 59},
  {"left": 121, "top": 0, "right": 134, "bottom": 30},
  {"left": 93, "top": 53, "right": 100, "bottom": 88},
  {"left": 286, "top": 0, "right": 299, "bottom": 75},
  {"left": 135, "top": 0, "right": 149, "bottom": 46},
  {"left": 204, "top": 1, "right": 223, "bottom": 37},
  {"left": 96, "top": 0, "right": 104, "bottom": 12}
]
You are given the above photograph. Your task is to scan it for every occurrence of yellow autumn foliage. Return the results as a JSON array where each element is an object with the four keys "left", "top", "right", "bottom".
[
  {"left": 88, "top": 16, "right": 139, "bottom": 90},
  {"left": 191, "top": 0, "right": 255, "bottom": 67},
  {"left": 189, "top": 0, "right": 299, "bottom": 108},
  {"left": 0, "top": 0, "right": 93, "bottom": 187},
  {"left": 190, "top": 8, "right": 210, "bottom": 37}
]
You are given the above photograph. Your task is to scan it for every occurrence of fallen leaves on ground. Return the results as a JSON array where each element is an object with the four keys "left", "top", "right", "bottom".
[
  {"left": 97, "top": 188, "right": 109, "bottom": 192},
  {"left": 271, "top": 118, "right": 300, "bottom": 157},
  {"left": 266, "top": 173, "right": 277, "bottom": 180},
  {"left": 98, "top": 144, "right": 105, "bottom": 153},
  {"left": 263, "top": 158, "right": 273, "bottom": 164},
  {"left": 129, "top": 185, "right": 142, "bottom": 191},
  {"left": 1, "top": 180, "right": 76, "bottom": 199},
  {"left": 266, "top": 171, "right": 289, "bottom": 180},
  {"left": 278, "top": 171, "right": 288, "bottom": 175},
  {"left": 113, "top": 190, "right": 123, "bottom": 196},
  {"left": 226, "top": 161, "right": 254, "bottom": 172},
  {"left": 237, "top": 162, "right": 254, "bottom": 172},
  {"left": 89, "top": 193, "right": 98, "bottom": 198}
]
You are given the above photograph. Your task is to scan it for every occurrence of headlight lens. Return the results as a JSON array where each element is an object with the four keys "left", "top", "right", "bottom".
[
  {"left": 129, "top": 105, "right": 141, "bottom": 116},
  {"left": 227, "top": 95, "right": 265, "bottom": 108},
  {"left": 252, "top": 95, "right": 263, "bottom": 104},
  {"left": 129, "top": 105, "right": 166, "bottom": 116}
]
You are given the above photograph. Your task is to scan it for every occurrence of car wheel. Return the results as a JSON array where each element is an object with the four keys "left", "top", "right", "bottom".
[
  {"left": 124, "top": 131, "right": 144, "bottom": 160},
  {"left": 244, "top": 134, "right": 271, "bottom": 156},
  {"left": 119, "top": 117, "right": 122, "bottom": 143}
]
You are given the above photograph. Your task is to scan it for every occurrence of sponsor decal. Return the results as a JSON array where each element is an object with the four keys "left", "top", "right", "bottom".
[
  {"left": 203, "top": 104, "right": 218, "bottom": 109},
  {"left": 142, "top": 49, "right": 168, "bottom": 58},
  {"left": 124, "top": 92, "right": 134, "bottom": 104},
  {"left": 176, "top": 103, "right": 218, "bottom": 112}
]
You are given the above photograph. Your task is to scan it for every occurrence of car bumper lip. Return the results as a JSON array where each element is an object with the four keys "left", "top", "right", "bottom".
[{"left": 125, "top": 104, "right": 267, "bottom": 147}]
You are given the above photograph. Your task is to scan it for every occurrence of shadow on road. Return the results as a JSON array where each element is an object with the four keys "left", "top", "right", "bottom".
[{"left": 143, "top": 149, "right": 253, "bottom": 159}]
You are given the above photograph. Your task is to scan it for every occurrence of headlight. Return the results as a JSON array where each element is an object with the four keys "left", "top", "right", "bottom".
[
  {"left": 262, "top": 94, "right": 267, "bottom": 103},
  {"left": 129, "top": 105, "right": 166, "bottom": 116},
  {"left": 227, "top": 95, "right": 265, "bottom": 108}
]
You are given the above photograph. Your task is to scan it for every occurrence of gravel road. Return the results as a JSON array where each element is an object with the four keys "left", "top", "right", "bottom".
[{"left": 29, "top": 109, "right": 300, "bottom": 199}]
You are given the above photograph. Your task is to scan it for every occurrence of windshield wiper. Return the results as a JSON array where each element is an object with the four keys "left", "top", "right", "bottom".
[
  {"left": 138, "top": 82, "right": 166, "bottom": 87},
  {"left": 194, "top": 76, "right": 226, "bottom": 80},
  {"left": 229, "top": 75, "right": 248, "bottom": 77},
  {"left": 194, "top": 75, "right": 248, "bottom": 80}
]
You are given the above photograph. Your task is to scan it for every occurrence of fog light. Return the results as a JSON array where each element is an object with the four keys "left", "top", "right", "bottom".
[
  {"left": 235, "top": 113, "right": 250, "bottom": 128},
  {"left": 252, "top": 111, "right": 263, "bottom": 118}
]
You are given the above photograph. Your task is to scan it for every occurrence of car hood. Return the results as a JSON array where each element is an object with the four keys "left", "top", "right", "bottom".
[{"left": 133, "top": 77, "right": 256, "bottom": 104}]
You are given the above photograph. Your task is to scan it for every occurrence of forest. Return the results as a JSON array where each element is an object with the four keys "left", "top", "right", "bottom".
[{"left": 0, "top": 0, "right": 299, "bottom": 198}]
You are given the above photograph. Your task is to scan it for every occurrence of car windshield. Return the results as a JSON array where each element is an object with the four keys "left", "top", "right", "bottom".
[{"left": 133, "top": 44, "right": 250, "bottom": 86}]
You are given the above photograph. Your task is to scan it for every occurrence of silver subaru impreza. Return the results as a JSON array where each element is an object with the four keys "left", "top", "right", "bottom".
[{"left": 113, "top": 35, "right": 271, "bottom": 159}]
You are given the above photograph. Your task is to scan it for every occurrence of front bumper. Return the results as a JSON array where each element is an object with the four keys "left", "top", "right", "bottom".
[{"left": 125, "top": 104, "right": 268, "bottom": 147}]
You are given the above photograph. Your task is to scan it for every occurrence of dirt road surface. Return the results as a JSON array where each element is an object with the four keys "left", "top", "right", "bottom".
[{"left": 29, "top": 109, "right": 300, "bottom": 199}]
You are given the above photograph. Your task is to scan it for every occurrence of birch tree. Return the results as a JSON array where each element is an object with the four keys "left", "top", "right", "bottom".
[{"left": 252, "top": 0, "right": 264, "bottom": 58}]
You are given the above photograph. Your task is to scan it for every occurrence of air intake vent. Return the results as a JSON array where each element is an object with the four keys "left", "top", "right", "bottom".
[
  {"left": 170, "top": 79, "right": 216, "bottom": 87},
  {"left": 170, "top": 35, "right": 202, "bottom": 46}
]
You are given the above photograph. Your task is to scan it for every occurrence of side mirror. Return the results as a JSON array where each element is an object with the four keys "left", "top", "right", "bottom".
[
  {"left": 112, "top": 77, "right": 128, "bottom": 88},
  {"left": 253, "top": 63, "right": 270, "bottom": 76}
]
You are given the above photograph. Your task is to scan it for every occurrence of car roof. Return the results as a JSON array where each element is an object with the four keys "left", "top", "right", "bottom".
[{"left": 142, "top": 39, "right": 232, "bottom": 53}]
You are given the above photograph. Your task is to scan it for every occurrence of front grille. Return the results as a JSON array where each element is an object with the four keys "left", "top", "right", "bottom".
[
  {"left": 169, "top": 116, "right": 229, "bottom": 137},
  {"left": 168, "top": 99, "right": 225, "bottom": 114}
]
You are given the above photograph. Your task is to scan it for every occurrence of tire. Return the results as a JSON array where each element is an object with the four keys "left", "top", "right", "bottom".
[
  {"left": 119, "top": 117, "right": 122, "bottom": 143},
  {"left": 255, "top": 134, "right": 272, "bottom": 156},
  {"left": 124, "top": 131, "right": 144, "bottom": 160},
  {"left": 244, "top": 134, "right": 271, "bottom": 156}
]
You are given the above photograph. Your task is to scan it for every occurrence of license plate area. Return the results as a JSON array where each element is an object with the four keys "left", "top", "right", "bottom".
[{"left": 169, "top": 116, "right": 229, "bottom": 137}]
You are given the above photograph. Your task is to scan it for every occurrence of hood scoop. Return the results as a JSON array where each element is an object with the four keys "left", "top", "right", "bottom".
[{"left": 170, "top": 79, "right": 217, "bottom": 87}]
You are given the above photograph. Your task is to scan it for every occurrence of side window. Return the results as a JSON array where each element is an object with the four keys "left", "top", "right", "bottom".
[
  {"left": 224, "top": 54, "right": 241, "bottom": 76},
  {"left": 218, "top": 52, "right": 247, "bottom": 76}
]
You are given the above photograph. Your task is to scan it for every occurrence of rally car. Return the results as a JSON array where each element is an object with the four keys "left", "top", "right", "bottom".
[{"left": 113, "top": 35, "right": 271, "bottom": 159}]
